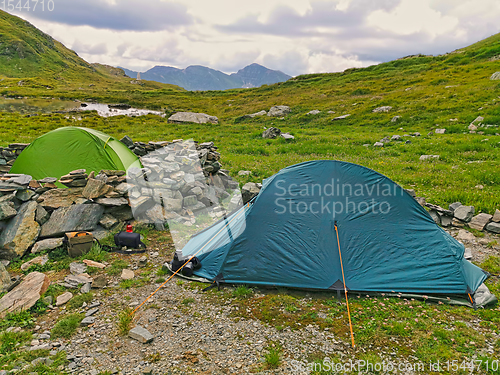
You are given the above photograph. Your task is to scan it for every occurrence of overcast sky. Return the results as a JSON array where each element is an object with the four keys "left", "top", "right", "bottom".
[{"left": 10, "top": 0, "right": 500, "bottom": 76}]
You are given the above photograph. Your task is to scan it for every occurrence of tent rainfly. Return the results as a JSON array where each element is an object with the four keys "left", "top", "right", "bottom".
[
  {"left": 180, "top": 160, "right": 494, "bottom": 307},
  {"left": 10, "top": 127, "right": 140, "bottom": 182}
]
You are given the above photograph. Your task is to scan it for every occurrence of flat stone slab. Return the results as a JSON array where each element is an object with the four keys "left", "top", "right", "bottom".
[
  {"left": 21, "top": 255, "right": 48, "bottom": 271},
  {"left": 469, "top": 213, "right": 493, "bottom": 231},
  {"left": 168, "top": 112, "right": 218, "bottom": 124},
  {"left": 129, "top": 326, "right": 154, "bottom": 343},
  {"left": 56, "top": 292, "right": 73, "bottom": 306},
  {"left": 40, "top": 204, "right": 104, "bottom": 238},
  {"left": 0, "top": 272, "right": 50, "bottom": 318},
  {"left": 456, "top": 229, "right": 475, "bottom": 242},
  {"left": 82, "top": 259, "right": 106, "bottom": 269},
  {"left": 80, "top": 317, "right": 95, "bottom": 326},
  {"left": 121, "top": 269, "right": 135, "bottom": 280},
  {"left": 454, "top": 205, "right": 475, "bottom": 222},
  {"left": 37, "top": 188, "right": 84, "bottom": 210},
  {"left": 486, "top": 222, "right": 500, "bottom": 234},
  {"left": 31, "top": 238, "right": 63, "bottom": 254}
]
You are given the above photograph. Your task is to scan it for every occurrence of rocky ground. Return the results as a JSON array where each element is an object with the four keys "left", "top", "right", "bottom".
[{"left": 2, "top": 225, "right": 497, "bottom": 375}]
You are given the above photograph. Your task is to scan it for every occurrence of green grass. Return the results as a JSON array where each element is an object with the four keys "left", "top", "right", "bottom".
[
  {"left": 263, "top": 343, "right": 282, "bottom": 369},
  {"left": 482, "top": 256, "right": 500, "bottom": 275},
  {"left": 182, "top": 297, "right": 195, "bottom": 305},
  {"left": 51, "top": 313, "right": 84, "bottom": 339},
  {"left": 117, "top": 308, "right": 134, "bottom": 336},
  {"left": 107, "top": 259, "right": 129, "bottom": 276},
  {"left": 232, "top": 285, "right": 254, "bottom": 298},
  {"left": 67, "top": 292, "right": 93, "bottom": 310}
]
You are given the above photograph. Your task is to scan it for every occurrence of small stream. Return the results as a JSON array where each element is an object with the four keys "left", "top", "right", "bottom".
[{"left": 0, "top": 98, "right": 165, "bottom": 117}]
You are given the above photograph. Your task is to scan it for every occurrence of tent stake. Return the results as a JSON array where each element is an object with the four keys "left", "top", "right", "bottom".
[{"left": 334, "top": 221, "right": 355, "bottom": 348}]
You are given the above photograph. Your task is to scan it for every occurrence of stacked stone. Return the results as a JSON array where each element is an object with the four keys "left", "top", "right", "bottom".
[
  {"left": 119, "top": 135, "right": 170, "bottom": 157},
  {"left": 0, "top": 143, "right": 29, "bottom": 173},
  {"left": 126, "top": 140, "right": 240, "bottom": 229},
  {"left": 59, "top": 169, "right": 88, "bottom": 188}
]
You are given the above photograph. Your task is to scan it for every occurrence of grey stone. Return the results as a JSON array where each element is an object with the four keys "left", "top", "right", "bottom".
[
  {"left": 80, "top": 283, "right": 91, "bottom": 293},
  {"left": 95, "top": 197, "right": 128, "bottom": 207},
  {"left": 238, "top": 170, "right": 251, "bottom": 176},
  {"left": 99, "top": 214, "right": 118, "bottom": 229},
  {"left": 20, "top": 255, "right": 48, "bottom": 271},
  {"left": 333, "top": 114, "right": 350, "bottom": 120},
  {"left": 70, "top": 262, "right": 87, "bottom": 276},
  {"left": 40, "top": 204, "right": 104, "bottom": 238},
  {"left": 168, "top": 112, "right": 218, "bottom": 124},
  {"left": 419, "top": 155, "right": 440, "bottom": 161},
  {"left": 35, "top": 205, "right": 50, "bottom": 226},
  {"left": 454, "top": 205, "right": 475, "bottom": 222},
  {"left": 64, "top": 274, "right": 93, "bottom": 288},
  {"left": 129, "top": 326, "right": 154, "bottom": 343},
  {"left": 31, "top": 238, "right": 63, "bottom": 254},
  {"left": 262, "top": 127, "right": 281, "bottom": 139},
  {"left": 373, "top": 142, "right": 384, "bottom": 147},
  {"left": 280, "top": 132, "right": 295, "bottom": 140},
  {"left": 485, "top": 222, "right": 500, "bottom": 234},
  {"left": 391, "top": 116, "right": 401, "bottom": 122},
  {"left": 372, "top": 106, "right": 392, "bottom": 113},
  {"left": 183, "top": 195, "right": 198, "bottom": 207},
  {"left": 80, "top": 317, "right": 95, "bottom": 326},
  {"left": 121, "top": 269, "right": 135, "bottom": 280},
  {"left": 492, "top": 209, "right": 500, "bottom": 223},
  {"left": 38, "top": 177, "right": 57, "bottom": 184},
  {"left": 120, "top": 135, "right": 134, "bottom": 147},
  {"left": 449, "top": 202, "right": 462, "bottom": 211},
  {"left": 0, "top": 201, "right": 40, "bottom": 259},
  {"left": 85, "top": 307, "right": 99, "bottom": 317},
  {"left": 10, "top": 175, "right": 32, "bottom": 185},
  {"left": 391, "top": 135, "right": 401, "bottom": 141},
  {"left": 464, "top": 248, "right": 472, "bottom": 260},
  {"left": 267, "top": 105, "right": 291, "bottom": 117},
  {"left": 82, "top": 178, "right": 108, "bottom": 199},
  {"left": 242, "top": 182, "right": 261, "bottom": 204},
  {"left": 441, "top": 216, "right": 453, "bottom": 227},
  {"left": 91, "top": 275, "right": 107, "bottom": 288},
  {"left": 469, "top": 213, "right": 493, "bottom": 231},
  {"left": 435, "top": 128, "right": 446, "bottom": 134},
  {"left": 0, "top": 262, "right": 10, "bottom": 292},
  {"left": 138, "top": 256, "right": 147, "bottom": 267},
  {"left": 56, "top": 292, "right": 73, "bottom": 306},
  {"left": 405, "top": 189, "right": 416, "bottom": 198},
  {"left": 0, "top": 202, "right": 17, "bottom": 221},
  {"left": 15, "top": 189, "right": 36, "bottom": 202},
  {"left": 456, "top": 229, "right": 475, "bottom": 242},
  {"left": 38, "top": 188, "right": 84, "bottom": 210},
  {"left": 164, "top": 198, "right": 182, "bottom": 212},
  {"left": 0, "top": 272, "right": 50, "bottom": 317},
  {"left": 490, "top": 72, "right": 500, "bottom": 80},
  {"left": 429, "top": 210, "right": 441, "bottom": 225}
]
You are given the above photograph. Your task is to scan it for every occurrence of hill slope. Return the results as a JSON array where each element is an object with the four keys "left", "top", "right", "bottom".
[{"left": 120, "top": 63, "right": 291, "bottom": 91}]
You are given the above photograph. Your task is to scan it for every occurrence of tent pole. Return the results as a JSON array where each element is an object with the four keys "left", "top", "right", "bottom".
[{"left": 334, "top": 221, "right": 355, "bottom": 348}]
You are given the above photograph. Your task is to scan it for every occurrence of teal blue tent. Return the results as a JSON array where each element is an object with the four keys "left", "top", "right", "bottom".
[{"left": 181, "top": 160, "right": 490, "bottom": 305}]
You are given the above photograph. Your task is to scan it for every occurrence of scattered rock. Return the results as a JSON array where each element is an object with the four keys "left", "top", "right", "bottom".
[
  {"left": 138, "top": 256, "right": 148, "bottom": 267},
  {"left": 372, "top": 106, "right": 392, "bottom": 113},
  {"left": 456, "top": 229, "right": 475, "bottom": 242},
  {"left": 64, "top": 274, "right": 93, "bottom": 288},
  {"left": 238, "top": 170, "right": 251, "bottom": 176},
  {"left": 490, "top": 72, "right": 500, "bottom": 80},
  {"left": 373, "top": 142, "right": 384, "bottom": 147},
  {"left": 485, "top": 222, "right": 500, "bottom": 234},
  {"left": 129, "top": 326, "right": 154, "bottom": 343},
  {"left": 80, "top": 317, "right": 95, "bottom": 326},
  {"left": 449, "top": 202, "right": 462, "bottom": 211},
  {"left": 267, "top": 106, "right": 291, "bottom": 117},
  {"left": 92, "top": 275, "right": 108, "bottom": 288},
  {"left": 35, "top": 205, "right": 50, "bottom": 226},
  {"left": 419, "top": 155, "right": 440, "bottom": 161},
  {"left": 391, "top": 116, "right": 401, "bottom": 122},
  {"left": 469, "top": 213, "right": 493, "bottom": 231},
  {"left": 493, "top": 209, "right": 500, "bottom": 223},
  {"left": 83, "top": 259, "right": 106, "bottom": 269},
  {"left": 441, "top": 216, "right": 453, "bottom": 227},
  {"left": 0, "top": 262, "right": 10, "bottom": 292},
  {"left": 262, "top": 127, "right": 281, "bottom": 139},
  {"left": 99, "top": 214, "right": 118, "bottom": 230},
  {"left": 435, "top": 129, "right": 446, "bottom": 134},
  {"left": 168, "top": 112, "right": 218, "bottom": 124},
  {"left": 391, "top": 135, "right": 401, "bottom": 141},
  {"left": 280, "top": 132, "right": 295, "bottom": 140},
  {"left": 38, "top": 188, "right": 84, "bottom": 210},
  {"left": 21, "top": 255, "right": 48, "bottom": 271},
  {"left": 0, "top": 272, "right": 50, "bottom": 317},
  {"left": 82, "top": 178, "right": 109, "bottom": 199},
  {"left": 307, "top": 110, "right": 321, "bottom": 115},
  {"left": 70, "top": 262, "right": 88, "bottom": 276},
  {"left": 454, "top": 205, "right": 475, "bottom": 222},
  {"left": 85, "top": 307, "right": 99, "bottom": 317},
  {"left": 31, "top": 238, "right": 63, "bottom": 254},
  {"left": 0, "top": 202, "right": 17, "bottom": 221},
  {"left": 244, "top": 110, "right": 266, "bottom": 118},
  {"left": 121, "top": 269, "right": 135, "bottom": 280},
  {"left": 333, "top": 114, "right": 350, "bottom": 120},
  {"left": 429, "top": 210, "right": 441, "bottom": 225},
  {"left": 56, "top": 292, "right": 73, "bottom": 306}
]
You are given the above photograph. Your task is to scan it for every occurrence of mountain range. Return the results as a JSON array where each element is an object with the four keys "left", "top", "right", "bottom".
[{"left": 119, "top": 64, "right": 292, "bottom": 91}]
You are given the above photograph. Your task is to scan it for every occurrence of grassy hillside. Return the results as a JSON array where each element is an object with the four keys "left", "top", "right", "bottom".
[{"left": 1, "top": 30, "right": 499, "bottom": 213}]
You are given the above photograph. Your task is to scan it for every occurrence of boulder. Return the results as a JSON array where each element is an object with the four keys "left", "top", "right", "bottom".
[
  {"left": 391, "top": 135, "right": 401, "bottom": 141},
  {"left": 429, "top": 210, "right": 441, "bottom": 225},
  {"left": 490, "top": 72, "right": 500, "bottom": 80},
  {"left": 38, "top": 188, "right": 84, "bottom": 210},
  {"left": 0, "top": 203, "right": 17, "bottom": 221},
  {"left": 267, "top": 106, "right": 291, "bottom": 117},
  {"left": 280, "top": 133, "right": 295, "bottom": 140},
  {"left": 245, "top": 110, "right": 267, "bottom": 118},
  {"left": 0, "top": 201, "right": 40, "bottom": 259},
  {"left": 0, "top": 262, "right": 10, "bottom": 292},
  {"left": 372, "top": 106, "right": 392, "bottom": 113},
  {"left": 449, "top": 202, "right": 462, "bottom": 211},
  {"left": 373, "top": 142, "right": 384, "bottom": 147},
  {"left": 454, "top": 205, "right": 475, "bottom": 222},
  {"left": 242, "top": 182, "right": 261, "bottom": 204},
  {"left": 468, "top": 213, "right": 493, "bottom": 231},
  {"left": 129, "top": 326, "right": 154, "bottom": 343},
  {"left": 441, "top": 215, "right": 453, "bottom": 227},
  {"left": 31, "top": 238, "right": 63, "bottom": 254},
  {"left": 492, "top": 209, "right": 500, "bottom": 223},
  {"left": 40, "top": 204, "right": 104, "bottom": 238},
  {"left": 35, "top": 205, "right": 50, "bottom": 226},
  {"left": 485, "top": 222, "right": 500, "bottom": 234},
  {"left": 435, "top": 129, "right": 446, "bottom": 134},
  {"left": 120, "top": 135, "right": 134, "bottom": 147},
  {"left": 15, "top": 189, "right": 36, "bottom": 202},
  {"left": 0, "top": 272, "right": 50, "bottom": 318},
  {"left": 262, "top": 127, "right": 282, "bottom": 139},
  {"left": 168, "top": 112, "right": 218, "bottom": 124}
]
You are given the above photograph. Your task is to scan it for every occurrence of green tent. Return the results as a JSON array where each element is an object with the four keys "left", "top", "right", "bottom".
[{"left": 10, "top": 127, "right": 140, "bottom": 182}]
